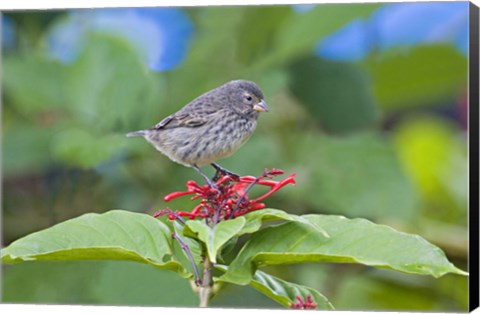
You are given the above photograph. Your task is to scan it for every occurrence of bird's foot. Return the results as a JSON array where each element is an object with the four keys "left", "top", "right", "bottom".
[{"left": 211, "top": 163, "right": 240, "bottom": 182}]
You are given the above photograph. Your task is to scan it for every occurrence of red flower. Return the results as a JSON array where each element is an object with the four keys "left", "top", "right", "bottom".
[
  {"left": 154, "top": 168, "right": 296, "bottom": 224},
  {"left": 290, "top": 294, "right": 318, "bottom": 310}
]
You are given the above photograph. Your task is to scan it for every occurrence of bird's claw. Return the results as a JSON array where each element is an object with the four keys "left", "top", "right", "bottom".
[{"left": 212, "top": 168, "right": 240, "bottom": 182}]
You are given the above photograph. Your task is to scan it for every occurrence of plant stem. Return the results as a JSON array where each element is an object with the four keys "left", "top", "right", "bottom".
[
  {"left": 199, "top": 256, "right": 213, "bottom": 307},
  {"left": 171, "top": 233, "right": 200, "bottom": 284}
]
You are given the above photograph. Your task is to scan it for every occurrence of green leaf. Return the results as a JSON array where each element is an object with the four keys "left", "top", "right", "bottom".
[
  {"left": 220, "top": 215, "right": 467, "bottom": 285},
  {"left": 184, "top": 218, "right": 246, "bottom": 263},
  {"left": 1, "top": 210, "right": 188, "bottom": 277},
  {"left": 240, "top": 208, "right": 328, "bottom": 237},
  {"left": 215, "top": 264, "right": 333, "bottom": 309},
  {"left": 364, "top": 44, "right": 467, "bottom": 111},
  {"left": 251, "top": 270, "right": 334, "bottom": 309},
  {"left": 183, "top": 209, "right": 328, "bottom": 263},
  {"left": 288, "top": 57, "right": 379, "bottom": 133}
]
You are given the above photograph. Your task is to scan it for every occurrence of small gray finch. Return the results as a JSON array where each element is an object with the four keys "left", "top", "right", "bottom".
[{"left": 127, "top": 80, "right": 269, "bottom": 187}]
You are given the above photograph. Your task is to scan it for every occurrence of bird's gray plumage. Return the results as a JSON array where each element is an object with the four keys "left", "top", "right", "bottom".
[{"left": 127, "top": 80, "right": 268, "bottom": 168}]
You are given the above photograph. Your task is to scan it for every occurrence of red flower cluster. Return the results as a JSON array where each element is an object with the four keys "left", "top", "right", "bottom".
[
  {"left": 153, "top": 168, "right": 295, "bottom": 224},
  {"left": 290, "top": 294, "right": 318, "bottom": 310}
]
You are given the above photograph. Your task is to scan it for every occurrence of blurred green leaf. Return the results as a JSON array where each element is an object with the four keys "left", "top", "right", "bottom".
[
  {"left": 284, "top": 131, "right": 419, "bottom": 220},
  {"left": 334, "top": 268, "right": 468, "bottom": 311},
  {"left": 392, "top": 116, "right": 468, "bottom": 218},
  {"left": 166, "top": 7, "right": 246, "bottom": 107},
  {"left": 335, "top": 272, "right": 439, "bottom": 311},
  {"left": 51, "top": 128, "right": 125, "bottom": 169},
  {"left": 2, "top": 261, "right": 103, "bottom": 304},
  {"left": 2, "top": 123, "right": 55, "bottom": 177},
  {"left": 1, "top": 210, "right": 189, "bottom": 277},
  {"left": 221, "top": 215, "right": 467, "bottom": 285},
  {"left": 237, "top": 6, "right": 291, "bottom": 65},
  {"left": 2, "top": 261, "right": 198, "bottom": 306},
  {"left": 364, "top": 44, "right": 467, "bottom": 110},
  {"left": 254, "top": 3, "right": 380, "bottom": 69},
  {"left": 91, "top": 261, "right": 198, "bottom": 306},
  {"left": 66, "top": 34, "right": 163, "bottom": 132},
  {"left": 3, "top": 55, "right": 68, "bottom": 115},
  {"left": 288, "top": 56, "right": 379, "bottom": 133}
]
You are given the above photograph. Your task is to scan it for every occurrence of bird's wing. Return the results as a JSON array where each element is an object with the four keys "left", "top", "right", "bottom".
[{"left": 153, "top": 106, "right": 217, "bottom": 130}]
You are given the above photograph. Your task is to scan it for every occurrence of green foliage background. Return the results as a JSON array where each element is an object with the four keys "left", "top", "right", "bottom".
[{"left": 2, "top": 4, "right": 468, "bottom": 311}]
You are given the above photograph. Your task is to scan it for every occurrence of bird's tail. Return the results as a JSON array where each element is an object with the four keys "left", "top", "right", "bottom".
[{"left": 126, "top": 130, "right": 147, "bottom": 137}]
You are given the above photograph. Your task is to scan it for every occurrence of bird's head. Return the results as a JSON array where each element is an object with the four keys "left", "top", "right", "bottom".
[{"left": 223, "top": 80, "right": 269, "bottom": 117}]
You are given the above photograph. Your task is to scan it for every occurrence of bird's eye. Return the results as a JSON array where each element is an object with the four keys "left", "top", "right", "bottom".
[{"left": 245, "top": 95, "right": 253, "bottom": 102}]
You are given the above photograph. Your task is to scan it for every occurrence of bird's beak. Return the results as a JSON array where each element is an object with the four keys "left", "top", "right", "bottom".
[{"left": 253, "top": 100, "right": 270, "bottom": 112}]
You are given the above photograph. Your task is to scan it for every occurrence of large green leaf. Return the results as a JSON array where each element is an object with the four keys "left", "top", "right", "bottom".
[
  {"left": 240, "top": 208, "right": 328, "bottom": 237},
  {"left": 364, "top": 44, "right": 467, "bottom": 111},
  {"left": 1, "top": 210, "right": 188, "bottom": 277},
  {"left": 220, "top": 214, "right": 467, "bottom": 285},
  {"left": 183, "top": 209, "right": 328, "bottom": 263},
  {"left": 251, "top": 270, "right": 334, "bottom": 309},
  {"left": 215, "top": 264, "right": 333, "bottom": 309}
]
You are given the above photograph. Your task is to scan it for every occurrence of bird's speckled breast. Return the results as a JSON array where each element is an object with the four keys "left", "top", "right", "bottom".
[{"left": 145, "top": 112, "right": 258, "bottom": 167}]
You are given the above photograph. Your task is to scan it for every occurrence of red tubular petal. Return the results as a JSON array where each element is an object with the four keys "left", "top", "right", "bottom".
[
  {"left": 249, "top": 203, "right": 266, "bottom": 210},
  {"left": 255, "top": 179, "right": 280, "bottom": 187},
  {"left": 161, "top": 170, "right": 295, "bottom": 222},
  {"left": 176, "top": 211, "right": 206, "bottom": 219},
  {"left": 191, "top": 204, "right": 203, "bottom": 215},
  {"left": 215, "top": 175, "right": 234, "bottom": 186},
  {"left": 231, "top": 183, "right": 249, "bottom": 197},
  {"left": 251, "top": 173, "right": 296, "bottom": 202},
  {"left": 239, "top": 176, "right": 257, "bottom": 183},
  {"left": 186, "top": 180, "right": 208, "bottom": 194},
  {"left": 164, "top": 190, "right": 195, "bottom": 202}
]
